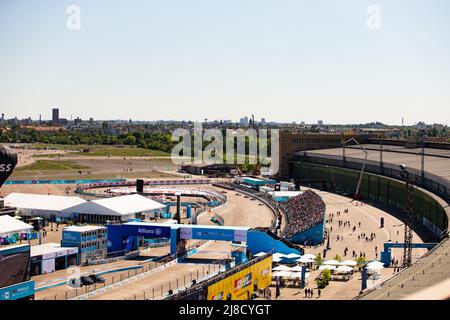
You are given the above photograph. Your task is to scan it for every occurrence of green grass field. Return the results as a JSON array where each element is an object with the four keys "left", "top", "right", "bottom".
[
  {"left": 69, "top": 147, "right": 170, "bottom": 157},
  {"left": 16, "top": 160, "right": 91, "bottom": 171}
]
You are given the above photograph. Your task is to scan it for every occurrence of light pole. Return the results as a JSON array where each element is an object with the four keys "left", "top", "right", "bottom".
[
  {"left": 342, "top": 138, "right": 368, "bottom": 199},
  {"left": 399, "top": 164, "right": 414, "bottom": 268}
]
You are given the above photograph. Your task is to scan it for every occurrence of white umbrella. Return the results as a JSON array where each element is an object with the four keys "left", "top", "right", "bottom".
[
  {"left": 272, "top": 256, "right": 282, "bottom": 262},
  {"left": 272, "top": 271, "right": 291, "bottom": 277},
  {"left": 254, "top": 252, "right": 267, "bottom": 257},
  {"left": 367, "top": 261, "right": 384, "bottom": 268},
  {"left": 290, "top": 265, "right": 304, "bottom": 272},
  {"left": 284, "top": 253, "right": 301, "bottom": 259},
  {"left": 340, "top": 260, "right": 357, "bottom": 266},
  {"left": 367, "top": 264, "right": 384, "bottom": 271},
  {"left": 287, "top": 272, "right": 303, "bottom": 278},
  {"left": 272, "top": 265, "right": 291, "bottom": 271},
  {"left": 302, "top": 254, "right": 317, "bottom": 260},
  {"left": 335, "top": 266, "right": 354, "bottom": 273},
  {"left": 319, "top": 265, "right": 336, "bottom": 271},
  {"left": 323, "top": 259, "right": 340, "bottom": 265},
  {"left": 297, "top": 256, "right": 315, "bottom": 263},
  {"left": 273, "top": 252, "right": 286, "bottom": 258}
]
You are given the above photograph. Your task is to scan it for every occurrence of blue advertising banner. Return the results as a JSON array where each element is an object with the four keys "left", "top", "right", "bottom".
[
  {"left": 62, "top": 231, "right": 81, "bottom": 242},
  {"left": 4, "top": 178, "right": 126, "bottom": 185},
  {"left": 0, "top": 280, "right": 34, "bottom": 300}
]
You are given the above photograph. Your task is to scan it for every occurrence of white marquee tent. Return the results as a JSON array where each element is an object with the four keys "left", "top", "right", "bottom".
[
  {"left": 62, "top": 194, "right": 166, "bottom": 221},
  {"left": 0, "top": 215, "right": 33, "bottom": 237},
  {"left": 4, "top": 193, "right": 87, "bottom": 219}
]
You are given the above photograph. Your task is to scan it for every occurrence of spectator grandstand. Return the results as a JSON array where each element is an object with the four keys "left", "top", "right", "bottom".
[{"left": 281, "top": 190, "right": 325, "bottom": 240}]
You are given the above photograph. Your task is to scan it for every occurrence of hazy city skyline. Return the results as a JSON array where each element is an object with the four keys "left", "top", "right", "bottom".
[{"left": 1, "top": 0, "right": 450, "bottom": 125}]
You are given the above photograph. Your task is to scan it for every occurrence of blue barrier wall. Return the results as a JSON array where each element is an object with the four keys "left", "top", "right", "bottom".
[
  {"left": 4, "top": 178, "right": 126, "bottom": 185},
  {"left": 247, "top": 230, "right": 302, "bottom": 256},
  {"left": 0, "top": 280, "right": 34, "bottom": 300},
  {"left": 288, "top": 223, "right": 325, "bottom": 245}
]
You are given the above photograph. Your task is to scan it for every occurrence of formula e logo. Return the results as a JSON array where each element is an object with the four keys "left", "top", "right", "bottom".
[
  {"left": 0, "top": 164, "right": 12, "bottom": 172},
  {"left": 155, "top": 228, "right": 162, "bottom": 236},
  {"left": 107, "top": 241, "right": 112, "bottom": 248}
]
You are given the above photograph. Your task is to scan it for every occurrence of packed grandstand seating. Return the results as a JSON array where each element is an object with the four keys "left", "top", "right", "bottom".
[{"left": 281, "top": 190, "right": 325, "bottom": 239}]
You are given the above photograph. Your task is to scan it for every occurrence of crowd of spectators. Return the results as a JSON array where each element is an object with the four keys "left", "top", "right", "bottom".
[{"left": 281, "top": 190, "right": 325, "bottom": 239}]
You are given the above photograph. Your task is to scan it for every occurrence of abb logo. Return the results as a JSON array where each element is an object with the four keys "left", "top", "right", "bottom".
[{"left": 0, "top": 164, "right": 13, "bottom": 172}]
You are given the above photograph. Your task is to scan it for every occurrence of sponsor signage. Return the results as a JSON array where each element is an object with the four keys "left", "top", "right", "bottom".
[
  {"left": 261, "top": 267, "right": 270, "bottom": 277},
  {"left": 55, "top": 249, "right": 68, "bottom": 258},
  {"left": 62, "top": 231, "right": 81, "bottom": 242},
  {"left": 212, "top": 291, "right": 223, "bottom": 300},
  {"left": 0, "top": 280, "right": 34, "bottom": 301},
  {"left": 42, "top": 252, "right": 56, "bottom": 260},
  {"left": 179, "top": 228, "right": 193, "bottom": 240},
  {"left": 243, "top": 273, "right": 252, "bottom": 287},
  {"left": 136, "top": 227, "right": 169, "bottom": 237},
  {"left": 66, "top": 247, "right": 78, "bottom": 255},
  {"left": 234, "top": 229, "right": 247, "bottom": 242}
]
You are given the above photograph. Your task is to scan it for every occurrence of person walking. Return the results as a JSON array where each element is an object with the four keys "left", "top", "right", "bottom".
[
  {"left": 305, "top": 288, "right": 308, "bottom": 298},
  {"left": 318, "top": 289, "right": 321, "bottom": 298},
  {"left": 310, "top": 289, "right": 314, "bottom": 298}
]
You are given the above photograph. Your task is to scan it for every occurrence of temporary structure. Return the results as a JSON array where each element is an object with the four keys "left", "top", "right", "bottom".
[
  {"left": 272, "top": 265, "right": 291, "bottom": 271},
  {"left": 297, "top": 256, "right": 315, "bottom": 264},
  {"left": 319, "top": 265, "right": 337, "bottom": 271},
  {"left": 323, "top": 259, "right": 340, "bottom": 265},
  {"left": 340, "top": 260, "right": 357, "bottom": 266},
  {"left": 272, "top": 271, "right": 291, "bottom": 277},
  {"left": 335, "top": 266, "right": 354, "bottom": 273}
]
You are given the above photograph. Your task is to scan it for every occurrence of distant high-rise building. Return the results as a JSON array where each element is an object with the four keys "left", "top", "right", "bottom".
[
  {"left": 261, "top": 118, "right": 266, "bottom": 124},
  {"left": 52, "top": 108, "right": 59, "bottom": 123},
  {"left": 318, "top": 120, "right": 324, "bottom": 126}
]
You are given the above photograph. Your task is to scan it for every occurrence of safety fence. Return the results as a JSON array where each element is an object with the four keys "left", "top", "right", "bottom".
[
  {"left": 40, "top": 241, "right": 209, "bottom": 300},
  {"left": 123, "top": 260, "right": 228, "bottom": 300}
]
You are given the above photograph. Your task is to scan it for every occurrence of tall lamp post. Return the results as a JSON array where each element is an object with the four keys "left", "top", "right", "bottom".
[{"left": 399, "top": 164, "right": 414, "bottom": 268}]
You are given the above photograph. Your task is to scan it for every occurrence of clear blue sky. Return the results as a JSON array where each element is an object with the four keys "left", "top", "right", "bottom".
[{"left": 1, "top": 0, "right": 449, "bottom": 125}]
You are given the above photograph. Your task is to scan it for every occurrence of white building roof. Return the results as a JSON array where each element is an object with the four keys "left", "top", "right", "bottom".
[
  {"left": 4, "top": 193, "right": 87, "bottom": 212},
  {"left": 0, "top": 215, "right": 33, "bottom": 235},
  {"left": 31, "top": 243, "right": 78, "bottom": 258},
  {"left": 62, "top": 194, "right": 166, "bottom": 217},
  {"left": 271, "top": 191, "right": 303, "bottom": 198},
  {"left": 63, "top": 225, "right": 106, "bottom": 233}
]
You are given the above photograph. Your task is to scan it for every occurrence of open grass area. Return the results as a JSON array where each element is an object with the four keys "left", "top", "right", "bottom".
[
  {"left": 16, "top": 160, "right": 91, "bottom": 171},
  {"left": 69, "top": 147, "right": 170, "bottom": 157}
]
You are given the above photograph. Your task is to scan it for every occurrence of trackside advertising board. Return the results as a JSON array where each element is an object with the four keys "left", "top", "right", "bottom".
[
  {"left": 0, "top": 280, "right": 34, "bottom": 300},
  {"left": 207, "top": 256, "right": 272, "bottom": 300},
  {"left": 179, "top": 227, "right": 248, "bottom": 242}
]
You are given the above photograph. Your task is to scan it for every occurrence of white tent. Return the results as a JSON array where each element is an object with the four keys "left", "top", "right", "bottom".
[
  {"left": 297, "top": 256, "right": 315, "bottom": 264},
  {"left": 289, "top": 266, "right": 304, "bottom": 272},
  {"left": 254, "top": 252, "right": 267, "bottom": 257},
  {"left": 272, "top": 265, "right": 291, "bottom": 271},
  {"left": 272, "top": 256, "right": 282, "bottom": 263},
  {"left": 4, "top": 193, "right": 86, "bottom": 219},
  {"left": 367, "top": 261, "right": 384, "bottom": 268},
  {"left": 272, "top": 271, "right": 291, "bottom": 277},
  {"left": 340, "top": 260, "right": 357, "bottom": 266},
  {"left": 319, "top": 265, "right": 337, "bottom": 271},
  {"left": 323, "top": 259, "right": 340, "bottom": 265},
  {"left": 286, "top": 272, "right": 304, "bottom": 278},
  {"left": 302, "top": 254, "right": 317, "bottom": 260},
  {"left": 62, "top": 194, "right": 166, "bottom": 221},
  {"left": 335, "top": 266, "right": 354, "bottom": 273},
  {"left": 284, "top": 253, "right": 301, "bottom": 259},
  {"left": 0, "top": 215, "right": 33, "bottom": 236}
]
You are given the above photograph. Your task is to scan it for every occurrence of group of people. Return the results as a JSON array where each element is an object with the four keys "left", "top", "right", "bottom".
[
  {"left": 282, "top": 190, "right": 326, "bottom": 239},
  {"left": 304, "top": 288, "right": 320, "bottom": 298}
]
